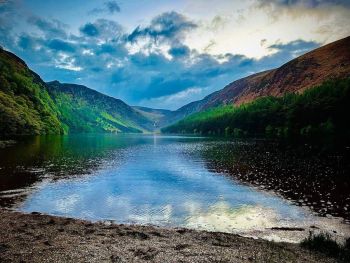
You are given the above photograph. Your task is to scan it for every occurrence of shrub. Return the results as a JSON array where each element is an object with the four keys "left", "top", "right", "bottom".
[{"left": 300, "top": 232, "right": 350, "bottom": 262}]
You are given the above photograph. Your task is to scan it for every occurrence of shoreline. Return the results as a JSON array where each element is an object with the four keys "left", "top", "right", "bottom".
[{"left": 0, "top": 209, "right": 336, "bottom": 262}]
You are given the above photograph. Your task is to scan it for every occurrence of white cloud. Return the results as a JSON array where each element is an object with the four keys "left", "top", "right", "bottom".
[
  {"left": 2, "top": 0, "right": 349, "bottom": 109},
  {"left": 181, "top": 0, "right": 350, "bottom": 59},
  {"left": 140, "top": 87, "right": 204, "bottom": 109},
  {"left": 54, "top": 53, "right": 83, "bottom": 71}
]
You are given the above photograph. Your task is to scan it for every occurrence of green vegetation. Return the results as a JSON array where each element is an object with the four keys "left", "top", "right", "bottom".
[
  {"left": 47, "top": 82, "right": 152, "bottom": 134},
  {"left": 2, "top": 44, "right": 349, "bottom": 140},
  {"left": 301, "top": 232, "right": 350, "bottom": 262},
  {"left": 0, "top": 49, "right": 64, "bottom": 136},
  {"left": 0, "top": 49, "right": 154, "bottom": 137},
  {"left": 162, "top": 79, "right": 350, "bottom": 145}
]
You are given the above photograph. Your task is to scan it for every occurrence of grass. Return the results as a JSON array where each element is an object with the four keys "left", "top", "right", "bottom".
[{"left": 300, "top": 232, "right": 350, "bottom": 262}]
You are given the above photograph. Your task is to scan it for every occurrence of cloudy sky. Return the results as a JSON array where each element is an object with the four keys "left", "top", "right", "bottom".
[{"left": 1, "top": 0, "right": 349, "bottom": 109}]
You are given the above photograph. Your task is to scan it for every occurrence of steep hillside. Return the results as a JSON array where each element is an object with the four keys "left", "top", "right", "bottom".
[
  {"left": 0, "top": 47, "right": 155, "bottom": 136},
  {"left": 47, "top": 81, "right": 154, "bottom": 133},
  {"left": 133, "top": 106, "right": 172, "bottom": 128},
  {"left": 163, "top": 79, "right": 350, "bottom": 145},
  {"left": 0, "top": 48, "right": 63, "bottom": 136},
  {"left": 167, "top": 36, "right": 350, "bottom": 124},
  {"left": 2, "top": 36, "right": 349, "bottom": 136}
]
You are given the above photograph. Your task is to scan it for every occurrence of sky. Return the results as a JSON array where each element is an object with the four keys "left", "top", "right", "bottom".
[{"left": 0, "top": 0, "right": 349, "bottom": 110}]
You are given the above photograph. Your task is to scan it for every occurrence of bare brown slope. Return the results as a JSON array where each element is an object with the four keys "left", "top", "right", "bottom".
[
  {"left": 203, "top": 36, "right": 350, "bottom": 108},
  {"left": 167, "top": 36, "right": 350, "bottom": 125}
]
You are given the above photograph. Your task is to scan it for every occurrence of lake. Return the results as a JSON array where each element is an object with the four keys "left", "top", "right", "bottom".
[{"left": 0, "top": 134, "right": 349, "bottom": 242}]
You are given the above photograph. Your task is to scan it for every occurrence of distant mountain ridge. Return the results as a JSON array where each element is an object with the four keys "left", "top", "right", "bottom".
[
  {"left": 132, "top": 106, "right": 173, "bottom": 128},
  {"left": 1, "top": 36, "right": 349, "bottom": 137},
  {"left": 47, "top": 81, "right": 154, "bottom": 133},
  {"left": 166, "top": 36, "right": 350, "bottom": 124},
  {"left": 0, "top": 48, "right": 155, "bottom": 136}
]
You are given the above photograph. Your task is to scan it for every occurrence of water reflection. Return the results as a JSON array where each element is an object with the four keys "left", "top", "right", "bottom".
[
  {"left": 186, "top": 201, "right": 280, "bottom": 230},
  {"left": 0, "top": 134, "right": 349, "bottom": 242},
  {"left": 198, "top": 140, "right": 350, "bottom": 222},
  {"left": 0, "top": 134, "right": 145, "bottom": 206}
]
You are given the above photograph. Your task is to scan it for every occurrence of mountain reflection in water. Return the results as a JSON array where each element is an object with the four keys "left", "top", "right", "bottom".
[{"left": 0, "top": 134, "right": 349, "bottom": 242}]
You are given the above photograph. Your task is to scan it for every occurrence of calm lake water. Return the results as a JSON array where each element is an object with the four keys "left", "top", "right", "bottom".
[{"left": 0, "top": 134, "right": 349, "bottom": 242}]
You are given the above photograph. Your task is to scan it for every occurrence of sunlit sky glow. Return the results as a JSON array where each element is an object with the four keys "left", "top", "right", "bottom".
[{"left": 1, "top": 0, "right": 349, "bottom": 109}]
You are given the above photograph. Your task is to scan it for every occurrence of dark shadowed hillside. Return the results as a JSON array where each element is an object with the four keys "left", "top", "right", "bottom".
[{"left": 0, "top": 48, "right": 64, "bottom": 136}]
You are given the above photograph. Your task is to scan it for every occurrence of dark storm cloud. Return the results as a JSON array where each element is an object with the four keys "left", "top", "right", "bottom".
[
  {"left": 0, "top": 0, "right": 12, "bottom": 11},
  {"left": 17, "top": 34, "right": 38, "bottom": 50},
  {"left": 143, "top": 77, "right": 197, "bottom": 99},
  {"left": 128, "top": 11, "right": 198, "bottom": 43},
  {"left": 80, "top": 19, "right": 124, "bottom": 39},
  {"left": 47, "top": 39, "right": 76, "bottom": 53},
  {"left": 109, "top": 42, "right": 315, "bottom": 103},
  {"left": 0, "top": 0, "right": 17, "bottom": 47},
  {"left": 168, "top": 45, "right": 191, "bottom": 58},
  {"left": 140, "top": 39, "right": 320, "bottom": 101},
  {"left": 80, "top": 23, "right": 99, "bottom": 36},
  {"left": 27, "top": 16, "right": 67, "bottom": 38},
  {"left": 268, "top": 39, "right": 319, "bottom": 56},
  {"left": 105, "top": 1, "right": 121, "bottom": 13},
  {"left": 95, "top": 43, "right": 128, "bottom": 57},
  {"left": 0, "top": 6, "right": 321, "bottom": 109},
  {"left": 90, "top": 1, "right": 121, "bottom": 14}
]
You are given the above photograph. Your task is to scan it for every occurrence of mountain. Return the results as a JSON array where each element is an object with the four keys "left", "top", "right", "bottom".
[
  {"left": 46, "top": 81, "right": 154, "bottom": 133},
  {"left": 167, "top": 36, "right": 350, "bottom": 124},
  {"left": 162, "top": 36, "right": 350, "bottom": 144},
  {"left": 132, "top": 106, "right": 172, "bottom": 127},
  {"left": 1, "top": 36, "right": 349, "bottom": 137},
  {"left": 162, "top": 78, "right": 350, "bottom": 145},
  {"left": 0, "top": 47, "right": 64, "bottom": 136},
  {"left": 0, "top": 47, "right": 154, "bottom": 136}
]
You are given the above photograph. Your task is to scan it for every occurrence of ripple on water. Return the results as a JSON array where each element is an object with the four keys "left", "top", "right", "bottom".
[{"left": 0, "top": 134, "right": 349, "bottom": 242}]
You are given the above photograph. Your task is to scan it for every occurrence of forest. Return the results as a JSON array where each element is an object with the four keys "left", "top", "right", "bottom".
[
  {"left": 0, "top": 49, "right": 64, "bottom": 136},
  {"left": 162, "top": 78, "right": 350, "bottom": 145}
]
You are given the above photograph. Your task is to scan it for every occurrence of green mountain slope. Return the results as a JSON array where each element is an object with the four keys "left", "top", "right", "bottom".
[
  {"left": 162, "top": 79, "right": 350, "bottom": 144},
  {"left": 0, "top": 48, "right": 63, "bottom": 136},
  {"left": 47, "top": 81, "right": 154, "bottom": 133},
  {"left": 0, "top": 48, "right": 155, "bottom": 136}
]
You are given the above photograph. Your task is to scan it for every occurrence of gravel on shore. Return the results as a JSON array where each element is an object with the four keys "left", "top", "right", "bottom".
[
  {"left": 0, "top": 209, "right": 336, "bottom": 263},
  {"left": 0, "top": 140, "right": 16, "bottom": 149}
]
